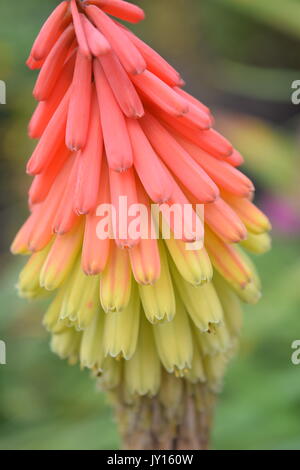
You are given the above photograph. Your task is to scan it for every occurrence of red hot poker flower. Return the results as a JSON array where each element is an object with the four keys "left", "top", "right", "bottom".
[{"left": 12, "top": 1, "right": 271, "bottom": 441}]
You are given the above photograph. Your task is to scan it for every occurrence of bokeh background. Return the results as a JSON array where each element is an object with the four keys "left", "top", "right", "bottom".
[{"left": 1, "top": 0, "right": 300, "bottom": 450}]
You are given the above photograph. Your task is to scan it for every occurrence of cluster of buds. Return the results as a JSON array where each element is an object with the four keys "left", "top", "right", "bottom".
[{"left": 12, "top": 0, "right": 271, "bottom": 414}]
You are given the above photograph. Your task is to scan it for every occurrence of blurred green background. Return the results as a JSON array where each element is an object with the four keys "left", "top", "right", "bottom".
[{"left": 1, "top": 0, "right": 300, "bottom": 450}]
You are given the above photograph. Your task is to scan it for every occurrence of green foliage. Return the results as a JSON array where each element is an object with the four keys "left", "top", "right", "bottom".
[
  {"left": 211, "top": 0, "right": 300, "bottom": 40},
  {"left": 213, "top": 238, "right": 300, "bottom": 450}
]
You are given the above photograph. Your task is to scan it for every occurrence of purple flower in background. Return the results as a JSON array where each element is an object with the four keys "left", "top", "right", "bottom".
[{"left": 261, "top": 193, "right": 300, "bottom": 235}]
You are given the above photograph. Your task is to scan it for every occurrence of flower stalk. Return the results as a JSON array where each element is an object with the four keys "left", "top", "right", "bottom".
[{"left": 110, "top": 379, "right": 216, "bottom": 450}]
